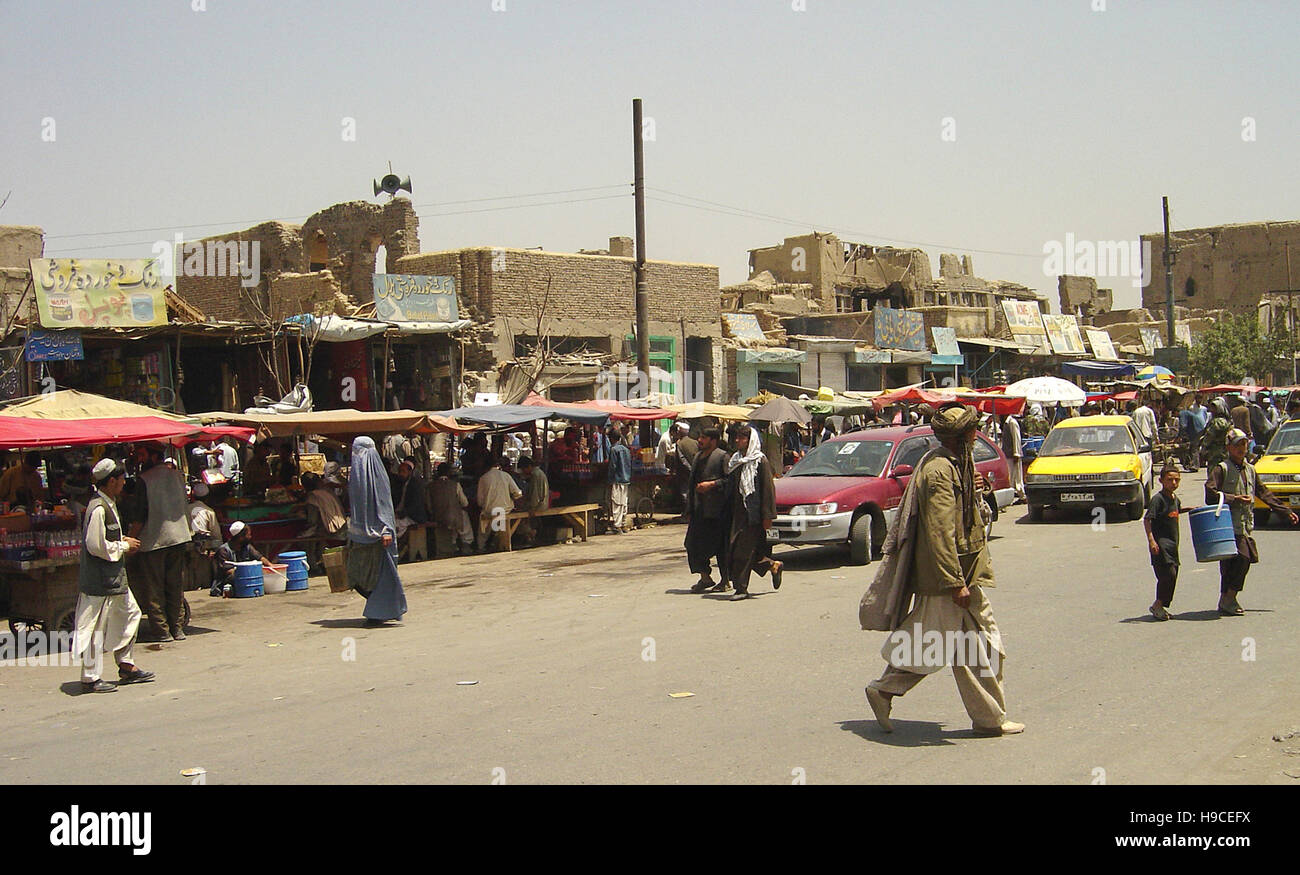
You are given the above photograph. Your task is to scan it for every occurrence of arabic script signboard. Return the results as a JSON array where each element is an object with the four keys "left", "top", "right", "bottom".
[
  {"left": 31, "top": 259, "right": 166, "bottom": 328},
  {"left": 373, "top": 274, "right": 459, "bottom": 323},
  {"left": 25, "top": 329, "right": 84, "bottom": 362},
  {"left": 873, "top": 307, "right": 925, "bottom": 351}
]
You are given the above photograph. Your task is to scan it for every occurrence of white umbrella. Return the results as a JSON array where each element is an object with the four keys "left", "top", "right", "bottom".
[{"left": 1003, "top": 376, "right": 1087, "bottom": 407}]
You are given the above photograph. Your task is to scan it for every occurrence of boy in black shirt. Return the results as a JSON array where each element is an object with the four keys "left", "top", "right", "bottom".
[{"left": 1144, "top": 465, "right": 1181, "bottom": 620}]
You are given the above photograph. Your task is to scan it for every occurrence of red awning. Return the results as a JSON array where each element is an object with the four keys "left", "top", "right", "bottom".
[
  {"left": 0, "top": 416, "right": 209, "bottom": 450},
  {"left": 871, "top": 387, "right": 1025, "bottom": 416},
  {"left": 1198, "top": 383, "right": 1268, "bottom": 394},
  {"left": 168, "top": 426, "right": 256, "bottom": 446}
]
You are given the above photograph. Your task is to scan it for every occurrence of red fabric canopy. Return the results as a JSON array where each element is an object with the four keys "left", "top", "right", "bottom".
[
  {"left": 521, "top": 394, "right": 676, "bottom": 421},
  {"left": 0, "top": 416, "right": 215, "bottom": 450},
  {"left": 871, "top": 387, "right": 1025, "bottom": 416},
  {"left": 1198, "top": 383, "right": 1267, "bottom": 394}
]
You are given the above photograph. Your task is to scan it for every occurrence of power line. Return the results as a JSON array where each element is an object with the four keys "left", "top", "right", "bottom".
[
  {"left": 43, "top": 192, "right": 631, "bottom": 255},
  {"left": 43, "top": 184, "right": 630, "bottom": 242},
  {"left": 648, "top": 187, "right": 1043, "bottom": 258}
]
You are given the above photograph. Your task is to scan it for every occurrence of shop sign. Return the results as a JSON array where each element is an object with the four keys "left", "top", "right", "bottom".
[
  {"left": 25, "top": 329, "right": 84, "bottom": 362},
  {"left": 373, "top": 274, "right": 458, "bottom": 323},
  {"left": 31, "top": 258, "right": 166, "bottom": 328},
  {"left": 873, "top": 307, "right": 925, "bottom": 351}
]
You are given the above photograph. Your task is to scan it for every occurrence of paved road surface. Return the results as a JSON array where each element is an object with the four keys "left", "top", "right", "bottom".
[{"left": 3, "top": 471, "right": 1298, "bottom": 784}]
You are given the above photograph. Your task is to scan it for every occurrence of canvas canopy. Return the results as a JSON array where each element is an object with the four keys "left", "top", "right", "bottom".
[
  {"left": 664, "top": 401, "right": 756, "bottom": 421},
  {"left": 437, "top": 403, "right": 610, "bottom": 428},
  {"left": 199, "top": 408, "right": 474, "bottom": 440},
  {"left": 520, "top": 394, "right": 676, "bottom": 422},
  {"left": 1060, "top": 360, "right": 1136, "bottom": 378},
  {"left": 0, "top": 389, "right": 194, "bottom": 423}
]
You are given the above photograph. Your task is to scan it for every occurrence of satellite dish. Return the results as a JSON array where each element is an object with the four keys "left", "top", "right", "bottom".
[{"left": 373, "top": 173, "right": 412, "bottom": 197}]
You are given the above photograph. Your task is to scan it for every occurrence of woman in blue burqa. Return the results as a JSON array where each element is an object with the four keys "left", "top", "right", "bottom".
[{"left": 347, "top": 436, "right": 407, "bottom": 626}]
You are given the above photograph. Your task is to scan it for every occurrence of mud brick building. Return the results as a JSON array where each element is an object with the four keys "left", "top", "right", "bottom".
[{"left": 396, "top": 237, "right": 723, "bottom": 403}]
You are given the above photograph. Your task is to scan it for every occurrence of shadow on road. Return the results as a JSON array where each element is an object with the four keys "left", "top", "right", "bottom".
[
  {"left": 773, "top": 545, "right": 855, "bottom": 572},
  {"left": 311, "top": 618, "right": 374, "bottom": 629},
  {"left": 1011, "top": 509, "right": 1137, "bottom": 526},
  {"left": 837, "top": 719, "right": 957, "bottom": 746},
  {"left": 1173, "top": 609, "right": 1226, "bottom": 622}
]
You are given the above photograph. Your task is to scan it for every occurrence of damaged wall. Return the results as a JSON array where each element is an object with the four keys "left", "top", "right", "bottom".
[
  {"left": 1142, "top": 220, "right": 1300, "bottom": 315},
  {"left": 174, "top": 199, "right": 420, "bottom": 321}
]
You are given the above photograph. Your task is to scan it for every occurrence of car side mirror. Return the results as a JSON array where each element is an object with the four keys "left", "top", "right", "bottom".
[{"left": 891, "top": 464, "right": 914, "bottom": 478}]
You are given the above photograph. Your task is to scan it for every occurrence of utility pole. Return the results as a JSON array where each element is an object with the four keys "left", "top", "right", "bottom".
[
  {"left": 1162, "top": 196, "right": 1175, "bottom": 348},
  {"left": 1288, "top": 243, "right": 1297, "bottom": 384},
  {"left": 632, "top": 98, "right": 652, "bottom": 448}
]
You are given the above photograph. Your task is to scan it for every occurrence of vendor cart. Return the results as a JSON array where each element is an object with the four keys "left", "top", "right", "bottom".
[
  {"left": 2, "top": 557, "right": 192, "bottom": 645},
  {"left": 2, "top": 557, "right": 80, "bottom": 637}
]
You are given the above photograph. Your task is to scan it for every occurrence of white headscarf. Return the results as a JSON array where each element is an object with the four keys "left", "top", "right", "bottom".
[{"left": 726, "top": 426, "right": 765, "bottom": 498}]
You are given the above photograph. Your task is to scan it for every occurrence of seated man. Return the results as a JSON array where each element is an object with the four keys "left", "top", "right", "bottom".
[
  {"left": 515, "top": 456, "right": 550, "bottom": 547},
  {"left": 476, "top": 456, "right": 521, "bottom": 552},
  {"left": 300, "top": 472, "right": 348, "bottom": 571},
  {"left": 392, "top": 460, "right": 428, "bottom": 539},
  {"left": 428, "top": 462, "right": 474, "bottom": 555},
  {"left": 211, "top": 521, "right": 273, "bottom": 596}
]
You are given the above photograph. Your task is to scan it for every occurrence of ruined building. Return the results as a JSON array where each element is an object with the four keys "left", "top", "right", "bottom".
[
  {"left": 173, "top": 198, "right": 420, "bottom": 322},
  {"left": 396, "top": 238, "right": 722, "bottom": 403},
  {"left": 1057, "top": 275, "right": 1113, "bottom": 319},
  {"left": 1142, "top": 220, "right": 1300, "bottom": 317}
]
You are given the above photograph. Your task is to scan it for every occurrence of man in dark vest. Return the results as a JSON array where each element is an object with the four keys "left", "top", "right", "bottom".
[
  {"left": 1205, "top": 428, "right": 1297, "bottom": 615},
  {"left": 127, "top": 444, "right": 194, "bottom": 641},
  {"left": 687, "top": 428, "right": 731, "bottom": 593},
  {"left": 73, "top": 459, "right": 155, "bottom": 693}
]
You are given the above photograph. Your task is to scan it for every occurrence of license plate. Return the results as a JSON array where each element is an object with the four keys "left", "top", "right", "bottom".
[
  {"left": 1060, "top": 492, "right": 1094, "bottom": 502},
  {"left": 1289, "top": 495, "right": 1300, "bottom": 507},
  {"left": 765, "top": 528, "right": 780, "bottom": 540}
]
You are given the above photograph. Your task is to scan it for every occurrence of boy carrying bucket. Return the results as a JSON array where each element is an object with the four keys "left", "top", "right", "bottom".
[{"left": 1144, "top": 464, "right": 1182, "bottom": 621}]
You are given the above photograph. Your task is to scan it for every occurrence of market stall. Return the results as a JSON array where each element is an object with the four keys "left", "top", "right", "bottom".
[
  {"left": 195, "top": 408, "right": 477, "bottom": 557},
  {"left": 0, "top": 397, "right": 228, "bottom": 638},
  {"left": 519, "top": 396, "right": 684, "bottom": 517}
]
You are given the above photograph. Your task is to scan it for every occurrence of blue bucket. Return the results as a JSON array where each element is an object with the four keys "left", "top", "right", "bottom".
[
  {"left": 278, "top": 551, "right": 309, "bottom": 591},
  {"left": 232, "top": 561, "right": 264, "bottom": 598},
  {"left": 1188, "top": 504, "right": 1239, "bottom": 563}
]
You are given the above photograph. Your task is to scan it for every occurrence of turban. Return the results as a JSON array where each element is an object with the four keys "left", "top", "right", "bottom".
[
  {"left": 931, "top": 403, "right": 978, "bottom": 535},
  {"left": 931, "top": 403, "right": 979, "bottom": 438}
]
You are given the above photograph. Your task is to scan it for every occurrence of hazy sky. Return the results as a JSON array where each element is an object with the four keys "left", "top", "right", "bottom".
[{"left": 3, "top": 0, "right": 1297, "bottom": 309}]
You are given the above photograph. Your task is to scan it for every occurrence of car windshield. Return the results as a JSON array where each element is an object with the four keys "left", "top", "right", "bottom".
[
  {"left": 786, "top": 438, "right": 894, "bottom": 477},
  {"left": 1038, "top": 425, "right": 1134, "bottom": 456},
  {"left": 1267, "top": 424, "right": 1300, "bottom": 454}
]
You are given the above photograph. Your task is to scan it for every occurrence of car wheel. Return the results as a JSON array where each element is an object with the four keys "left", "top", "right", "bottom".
[
  {"left": 1027, "top": 504, "right": 1044, "bottom": 522},
  {"left": 849, "top": 514, "right": 871, "bottom": 566},
  {"left": 1253, "top": 508, "right": 1271, "bottom": 528}
]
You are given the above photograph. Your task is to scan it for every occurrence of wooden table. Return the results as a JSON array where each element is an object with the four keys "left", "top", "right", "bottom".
[{"left": 502, "top": 504, "right": 601, "bottom": 551}]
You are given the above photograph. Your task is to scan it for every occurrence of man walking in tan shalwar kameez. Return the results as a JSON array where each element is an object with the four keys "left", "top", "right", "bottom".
[{"left": 860, "top": 402, "right": 1024, "bottom": 737}]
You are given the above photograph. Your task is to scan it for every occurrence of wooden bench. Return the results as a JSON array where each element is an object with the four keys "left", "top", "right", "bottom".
[{"left": 501, "top": 503, "right": 601, "bottom": 551}]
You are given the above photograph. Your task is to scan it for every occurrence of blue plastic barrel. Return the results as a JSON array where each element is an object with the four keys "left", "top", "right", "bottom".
[
  {"left": 278, "top": 551, "right": 309, "bottom": 591},
  {"left": 232, "top": 561, "right": 264, "bottom": 597},
  {"left": 1188, "top": 505, "right": 1239, "bottom": 563}
]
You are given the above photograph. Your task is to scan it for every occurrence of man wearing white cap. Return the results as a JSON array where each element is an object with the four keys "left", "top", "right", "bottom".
[
  {"left": 213, "top": 521, "right": 273, "bottom": 596},
  {"left": 1205, "top": 428, "right": 1297, "bottom": 615},
  {"left": 74, "top": 459, "right": 155, "bottom": 693}
]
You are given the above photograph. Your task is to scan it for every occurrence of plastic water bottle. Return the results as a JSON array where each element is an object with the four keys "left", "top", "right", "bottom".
[{"left": 223, "top": 583, "right": 232, "bottom": 599}]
